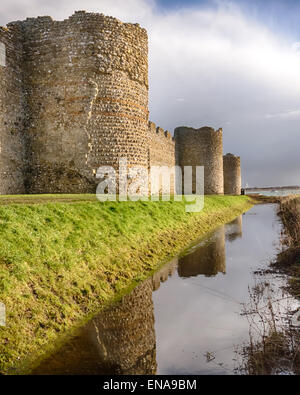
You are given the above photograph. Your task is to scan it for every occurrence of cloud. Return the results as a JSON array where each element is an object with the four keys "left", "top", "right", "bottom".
[
  {"left": 291, "top": 42, "right": 300, "bottom": 52},
  {"left": 0, "top": 0, "right": 155, "bottom": 25},
  {"left": 147, "top": 3, "right": 300, "bottom": 187},
  {"left": 265, "top": 109, "right": 300, "bottom": 120},
  {"left": 1, "top": 0, "right": 300, "bottom": 187}
]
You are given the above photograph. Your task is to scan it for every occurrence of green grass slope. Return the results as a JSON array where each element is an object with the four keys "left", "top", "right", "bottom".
[{"left": 0, "top": 195, "right": 253, "bottom": 373}]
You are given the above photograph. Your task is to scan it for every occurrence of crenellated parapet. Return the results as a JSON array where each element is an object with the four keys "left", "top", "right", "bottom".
[{"left": 147, "top": 121, "right": 175, "bottom": 168}]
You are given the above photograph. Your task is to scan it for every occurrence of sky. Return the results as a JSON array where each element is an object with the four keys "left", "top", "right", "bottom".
[{"left": 1, "top": 0, "right": 300, "bottom": 187}]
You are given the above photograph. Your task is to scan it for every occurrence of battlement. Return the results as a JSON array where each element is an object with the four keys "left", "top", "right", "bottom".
[
  {"left": 224, "top": 153, "right": 240, "bottom": 160},
  {"left": 148, "top": 121, "right": 174, "bottom": 141},
  {"left": 174, "top": 126, "right": 222, "bottom": 135},
  {"left": 5, "top": 11, "right": 148, "bottom": 89},
  {"left": 6, "top": 10, "right": 145, "bottom": 30}
]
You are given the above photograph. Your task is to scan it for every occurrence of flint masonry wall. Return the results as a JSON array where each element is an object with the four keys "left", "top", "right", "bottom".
[
  {"left": 148, "top": 121, "right": 175, "bottom": 168},
  {"left": 14, "top": 11, "right": 149, "bottom": 193},
  {"left": 174, "top": 126, "right": 224, "bottom": 195},
  {"left": 148, "top": 121, "right": 175, "bottom": 194},
  {"left": 223, "top": 153, "right": 241, "bottom": 195},
  {"left": 0, "top": 25, "right": 26, "bottom": 194}
]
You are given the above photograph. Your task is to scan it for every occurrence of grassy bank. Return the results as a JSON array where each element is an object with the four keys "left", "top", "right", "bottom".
[
  {"left": 0, "top": 194, "right": 253, "bottom": 374},
  {"left": 275, "top": 195, "right": 300, "bottom": 298}
]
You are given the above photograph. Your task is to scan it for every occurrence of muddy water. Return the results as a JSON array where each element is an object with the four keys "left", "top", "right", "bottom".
[{"left": 32, "top": 204, "right": 298, "bottom": 375}]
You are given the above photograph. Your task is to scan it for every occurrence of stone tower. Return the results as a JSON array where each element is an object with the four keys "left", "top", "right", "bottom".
[
  {"left": 174, "top": 126, "right": 224, "bottom": 195},
  {"left": 1, "top": 11, "right": 149, "bottom": 194},
  {"left": 223, "top": 153, "right": 241, "bottom": 195}
]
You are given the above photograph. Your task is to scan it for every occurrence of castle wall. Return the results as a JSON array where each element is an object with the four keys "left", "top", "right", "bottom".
[
  {"left": 20, "top": 11, "right": 149, "bottom": 194},
  {"left": 0, "top": 11, "right": 241, "bottom": 197},
  {"left": 148, "top": 121, "right": 175, "bottom": 194},
  {"left": 223, "top": 153, "right": 241, "bottom": 195},
  {"left": 148, "top": 122, "right": 175, "bottom": 168},
  {"left": 0, "top": 25, "right": 26, "bottom": 194},
  {"left": 174, "top": 126, "right": 224, "bottom": 195}
]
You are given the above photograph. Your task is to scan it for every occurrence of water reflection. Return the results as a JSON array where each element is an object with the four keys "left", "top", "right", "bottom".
[
  {"left": 153, "top": 258, "right": 178, "bottom": 291},
  {"left": 226, "top": 216, "right": 243, "bottom": 242},
  {"left": 31, "top": 208, "right": 294, "bottom": 375},
  {"left": 32, "top": 279, "right": 157, "bottom": 375},
  {"left": 178, "top": 226, "right": 226, "bottom": 278}
]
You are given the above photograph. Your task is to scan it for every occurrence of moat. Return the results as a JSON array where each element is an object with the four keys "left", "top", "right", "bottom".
[{"left": 32, "top": 204, "right": 299, "bottom": 375}]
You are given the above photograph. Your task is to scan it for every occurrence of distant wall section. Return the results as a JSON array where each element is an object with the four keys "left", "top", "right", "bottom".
[
  {"left": 148, "top": 121, "right": 175, "bottom": 167},
  {"left": 147, "top": 121, "right": 175, "bottom": 194}
]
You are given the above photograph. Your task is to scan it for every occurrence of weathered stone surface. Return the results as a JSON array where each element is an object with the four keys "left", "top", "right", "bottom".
[
  {"left": 0, "top": 11, "right": 149, "bottom": 194},
  {"left": 20, "top": 12, "right": 149, "bottom": 193},
  {"left": 147, "top": 121, "right": 176, "bottom": 194},
  {"left": 223, "top": 153, "right": 241, "bottom": 195}
]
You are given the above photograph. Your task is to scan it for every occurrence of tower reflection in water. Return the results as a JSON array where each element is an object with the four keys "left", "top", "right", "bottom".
[
  {"left": 178, "top": 226, "right": 226, "bottom": 277},
  {"left": 33, "top": 279, "right": 157, "bottom": 375},
  {"left": 177, "top": 215, "right": 243, "bottom": 278},
  {"left": 33, "top": 216, "right": 243, "bottom": 375},
  {"left": 152, "top": 258, "right": 178, "bottom": 291},
  {"left": 225, "top": 216, "right": 243, "bottom": 242}
]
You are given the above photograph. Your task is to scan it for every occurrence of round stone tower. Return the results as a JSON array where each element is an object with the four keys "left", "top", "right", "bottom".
[
  {"left": 20, "top": 11, "right": 149, "bottom": 193},
  {"left": 223, "top": 153, "right": 241, "bottom": 195},
  {"left": 174, "top": 126, "right": 224, "bottom": 195}
]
